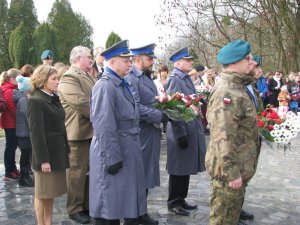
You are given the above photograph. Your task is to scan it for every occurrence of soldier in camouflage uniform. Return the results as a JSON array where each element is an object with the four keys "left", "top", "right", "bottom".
[{"left": 205, "top": 40, "right": 260, "bottom": 225}]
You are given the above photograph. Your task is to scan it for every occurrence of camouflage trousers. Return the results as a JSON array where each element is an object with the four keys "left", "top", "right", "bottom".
[{"left": 208, "top": 179, "right": 245, "bottom": 225}]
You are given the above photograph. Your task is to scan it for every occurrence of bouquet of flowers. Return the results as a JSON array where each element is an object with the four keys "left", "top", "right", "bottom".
[
  {"left": 195, "top": 84, "right": 210, "bottom": 97},
  {"left": 153, "top": 91, "right": 202, "bottom": 122},
  {"left": 257, "top": 106, "right": 300, "bottom": 152}
]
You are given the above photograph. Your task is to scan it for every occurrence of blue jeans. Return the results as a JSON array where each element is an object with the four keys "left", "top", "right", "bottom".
[{"left": 4, "top": 128, "right": 18, "bottom": 174}]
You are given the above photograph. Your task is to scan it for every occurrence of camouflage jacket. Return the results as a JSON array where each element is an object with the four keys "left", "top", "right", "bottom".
[{"left": 205, "top": 71, "right": 259, "bottom": 183}]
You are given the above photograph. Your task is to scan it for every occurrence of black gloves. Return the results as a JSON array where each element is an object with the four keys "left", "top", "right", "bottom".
[
  {"left": 161, "top": 112, "right": 169, "bottom": 123},
  {"left": 107, "top": 161, "right": 123, "bottom": 175},
  {"left": 178, "top": 135, "right": 189, "bottom": 149}
]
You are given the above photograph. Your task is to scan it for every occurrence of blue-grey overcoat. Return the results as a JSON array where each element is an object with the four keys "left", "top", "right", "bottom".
[
  {"left": 89, "top": 70, "right": 147, "bottom": 220},
  {"left": 125, "top": 65, "right": 162, "bottom": 188},
  {"left": 165, "top": 68, "right": 206, "bottom": 175}
]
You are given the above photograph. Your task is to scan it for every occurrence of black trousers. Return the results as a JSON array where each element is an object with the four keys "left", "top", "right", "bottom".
[
  {"left": 168, "top": 174, "right": 190, "bottom": 208},
  {"left": 92, "top": 218, "right": 120, "bottom": 225}
]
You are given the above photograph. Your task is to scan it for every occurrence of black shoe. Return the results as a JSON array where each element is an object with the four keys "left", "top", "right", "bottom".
[
  {"left": 240, "top": 210, "right": 254, "bottom": 220},
  {"left": 168, "top": 205, "right": 190, "bottom": 216},
  {"left": 181, "top": 201, "right": 198, "bottom": 210},
  {"left": 138, "top": 213, "right": 158, "bottom": 225},
  {"left": 237, "top": 220, "right": 248, "bottom": 225},
  {"left": 69, "top": 212, "right": 91, "bottom": 224},
  {"left": 124, "top": 218, "right": 139, "bottom": 225},
  {"left": 19, "top": 175, "right": 34, "bottom": 187}
]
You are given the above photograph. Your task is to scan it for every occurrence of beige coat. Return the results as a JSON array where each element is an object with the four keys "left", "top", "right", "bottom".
[{"left": 58, "top": 66, "right": 95, "bottom": 141}]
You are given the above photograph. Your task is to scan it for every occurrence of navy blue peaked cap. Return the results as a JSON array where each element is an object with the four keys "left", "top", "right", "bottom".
[
  {"left": 169, "top": 47, "right": 193, "bottom": 63},
  {"left": 130, "top": 43, "right": 157, "bottom": 58},
  {"left": 101, "top": 40, "right": 132, "bottom": 60}
]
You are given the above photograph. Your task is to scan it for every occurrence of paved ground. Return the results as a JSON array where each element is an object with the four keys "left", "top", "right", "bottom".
[{"left": 0, "top": 134, "right": 299, "bottom": 225}]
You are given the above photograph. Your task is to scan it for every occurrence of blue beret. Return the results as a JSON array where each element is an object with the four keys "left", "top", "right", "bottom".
[
  {"left": 101, "top": 40, "right": 132, "bottom": 60},
  {"left": 130, "top": 43, "right": 157, "bottom": 58},
  {"left": 253, "top": 55, "right": 261, "bottom": 66},
  {"left": 217, "top": 40, "right": 251, "bottom": 65},
  {"left": 169, "top": 47, "right": 193, "bottom": 63},
  {"left": 41, "top": 50, "right": 54, "bottom": 60}
]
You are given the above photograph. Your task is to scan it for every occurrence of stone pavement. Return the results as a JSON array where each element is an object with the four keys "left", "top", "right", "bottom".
[{"left": 0, "top": 135, "right": 300, "bottom": 225}]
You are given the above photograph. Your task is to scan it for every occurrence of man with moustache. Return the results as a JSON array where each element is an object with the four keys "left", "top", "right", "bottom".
[
  {"left": 165, "top": 47, "right": 207, "bottom": 216},
  {"left": 58, "top": 46, "right": 95, "bottom": 224},
  {"left": 125, "top": 44, "right": 167, "bottom": 225},
  {"left": 89, "top": 40, "right": 149, "bottom": 225},
  {"left": 206, "top": 40, "right": 260, "bottom": 225}
]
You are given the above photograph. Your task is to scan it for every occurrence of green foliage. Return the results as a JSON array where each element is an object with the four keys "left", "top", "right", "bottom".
[
  {"left": 75, "top": 12, "right": 93, "bottom": 50},
  {"left": 9, "top": 22, "right": 31, "bottom": 68},
  {"left": 7, "top": 0, "right": 38, "bottom": 33},
  {"left": 105, "top": 32, "right": 122, "bottom": 49},
  {"left": 32, "top": 23, "right": 57, "bottom": 65},
  {"left": 48, "top": 0, "right": 93, "bottom": 63},
  {"left": 222, "top": 16, "right": 231, "bottom": 27},
  {"left": 152, "top": 96, "right": 198, "bottom": 122},
  {"left": 0, "top": 0, "right": 12, "bottom": 71}
]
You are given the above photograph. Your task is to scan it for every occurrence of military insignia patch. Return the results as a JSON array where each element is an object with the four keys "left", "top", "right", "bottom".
[{"left": 223, "top": 97, "right": 231, "bottom": 104}]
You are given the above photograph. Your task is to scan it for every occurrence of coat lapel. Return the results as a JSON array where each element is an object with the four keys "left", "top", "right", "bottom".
[{"left": 142, "top": 75, "right": 157, "bottom": 92}]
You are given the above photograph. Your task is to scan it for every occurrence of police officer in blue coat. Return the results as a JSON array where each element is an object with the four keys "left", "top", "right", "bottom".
[
  {"left": 125, "top": 44, "right": 168, "bottom": 188},
  {"left": 89, "top": 40, "right": 150, "bottom": 225},
  {"left": 125, "top": 44, "right": 167, "bottom": 225},
  {"left": 166, "top": 47, "right": 207, "bottom": 216}
]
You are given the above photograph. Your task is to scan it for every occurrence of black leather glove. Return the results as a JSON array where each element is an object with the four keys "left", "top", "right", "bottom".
[
  {"left": 107, "top": 161, "right": 123, "bottom": 175},
  {"left": 161, "top": 112, "right": 169, "bottom": 123},
  {"left": 178, "top": 135, "right": 189, "bottom": 149}
]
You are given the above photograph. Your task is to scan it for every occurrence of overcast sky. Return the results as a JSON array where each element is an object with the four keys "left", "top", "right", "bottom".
[{"left": 29, "top": 0, "right": 162, "bottom": 49}]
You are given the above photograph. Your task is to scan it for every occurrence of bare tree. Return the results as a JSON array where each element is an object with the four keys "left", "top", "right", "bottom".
[{"left": 156, "top": 0, "right": 300, "bottom": 73}]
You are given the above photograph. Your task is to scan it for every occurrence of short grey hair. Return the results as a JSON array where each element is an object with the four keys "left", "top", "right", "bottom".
[{"left": 69, "top": 46, "right": 91, "bottom": 64}]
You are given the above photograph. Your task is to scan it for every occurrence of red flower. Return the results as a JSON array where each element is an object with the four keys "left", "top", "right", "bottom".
[
  {"left": 185, "top": 101, "right": 192, "bottom": 106},
  {"left": 267, "top": 125, "right": 274, "bottom": 131},
  {"left": 193, "top": 96, "right": 200, "bottom": 102},
  {"left": 257, "top": 120, "right": 265, "bottom": 127},
  {"left": 267, "top": 111, "right": 279, "bottom": 120},
  {"left": 175, "top": 94, "right": 182, "bottom": 100},
  {"left": 185, "top": 95, "right": 191, "bottom": 100},
  {"left": 261, "top": 110, "right": 268, "bottom": 117}
]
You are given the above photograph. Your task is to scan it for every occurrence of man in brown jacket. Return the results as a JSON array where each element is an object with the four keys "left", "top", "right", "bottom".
[{"left": 58, "top": 46, "right": 95, "bottom": 224}]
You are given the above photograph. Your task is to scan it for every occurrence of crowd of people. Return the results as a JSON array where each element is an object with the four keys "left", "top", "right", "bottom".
[{"left": 0, "top": 39, "right": 299, "bottom": 225}]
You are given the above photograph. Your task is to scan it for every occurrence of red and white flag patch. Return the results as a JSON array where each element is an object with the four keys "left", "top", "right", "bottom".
[{"left": 223, "top": 97, "right": 231, "bottom": 104}]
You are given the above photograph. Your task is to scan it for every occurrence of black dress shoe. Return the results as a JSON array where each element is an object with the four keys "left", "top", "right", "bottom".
[
  {"left": 181, "top": 201, "right": 198, "bottom": 210},
  {"left": 69, "top": 212, "right": 91, "bottom": 224},
  {"left": 239, "top": 209, "right": 254, "bottom": 220},
  {"left": 237, "top": 220, "right": 248, "bottom": 225},
  {"left": 138, "top": 213, "right": 159, "bottom": 225},
  {"left": 168, "top": 205, "right": 190, "bottom": 216}
]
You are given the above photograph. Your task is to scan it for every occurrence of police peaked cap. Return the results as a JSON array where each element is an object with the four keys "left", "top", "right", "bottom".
[
  {"left": 101, "top": 40, "right": 132, "bottom": 60},
  {"left": 130, "top": 43, "right": 157, "bottom": 58},
  {"left": 169, "top": 47, "right": 193, "bottom": 63}
]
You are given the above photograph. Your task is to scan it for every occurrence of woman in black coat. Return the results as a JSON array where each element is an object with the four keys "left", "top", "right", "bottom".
[
  {"left": 268, "top": 71, "right": 284, "bottom": 107},
  {"left": 27, "top": 65, "right": 69, "bottom": 225}
]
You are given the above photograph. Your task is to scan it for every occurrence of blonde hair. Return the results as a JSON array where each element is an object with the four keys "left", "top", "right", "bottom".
[
  {"left": 203, "top": 69, "right": 215, "bottom": 86},
  {"left": 31, "top": 65, "right": 57, "bottom": 91},
  {"left": 0, "top": 68, "right": 21, "bottom": 85}
]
